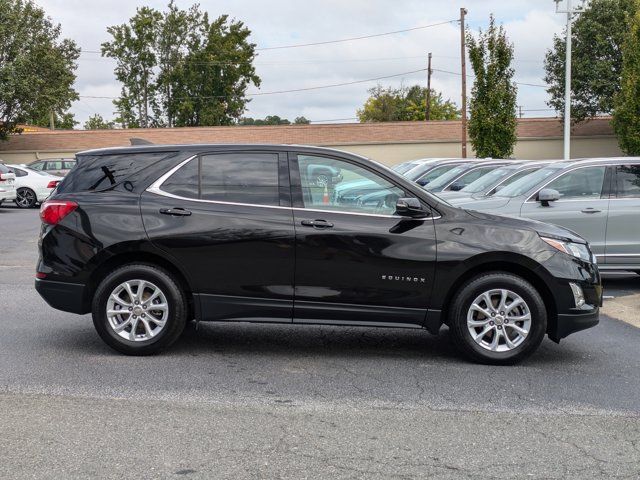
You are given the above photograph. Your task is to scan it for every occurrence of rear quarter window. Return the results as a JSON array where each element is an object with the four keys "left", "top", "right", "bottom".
[{"left": 56, "top": 152, "right": 177, "bottom": 194}]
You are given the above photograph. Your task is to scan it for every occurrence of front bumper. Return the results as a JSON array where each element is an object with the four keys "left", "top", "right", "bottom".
[
  {"left": 35, "top": 278, "right": 89, "bottom": 314},
  {"left": 548, "top": 280, "right": 601, "bottom": 342}
]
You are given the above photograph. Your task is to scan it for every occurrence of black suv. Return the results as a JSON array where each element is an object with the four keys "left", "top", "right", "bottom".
[{"left": 35, "top": 145, "right": 602, "bottom": 364}]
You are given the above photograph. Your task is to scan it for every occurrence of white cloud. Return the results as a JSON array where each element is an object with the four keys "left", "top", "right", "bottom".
[{"left": 39, "top": 0, "right": 566, "bottom": 126}]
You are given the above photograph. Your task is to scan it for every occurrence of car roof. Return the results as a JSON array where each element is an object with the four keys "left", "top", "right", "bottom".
[{"left": 77, "top": 143, "right": 370, "bottom": 158}]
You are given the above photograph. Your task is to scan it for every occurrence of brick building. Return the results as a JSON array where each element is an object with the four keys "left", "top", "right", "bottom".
[{"left": 0, "top": 117, "right": 622, "bottom": 166}]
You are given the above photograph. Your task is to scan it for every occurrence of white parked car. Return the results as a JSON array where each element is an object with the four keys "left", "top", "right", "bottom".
[
  {"left": 7, "top": 164, "right": 60, "bottom": 208},
  {"left": 0, "top": 163, "right": 17, "bottom": 206}
]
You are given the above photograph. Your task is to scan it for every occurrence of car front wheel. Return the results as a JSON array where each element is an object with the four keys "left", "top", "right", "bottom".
[
  {"left": 91, "top": 264, "right": 187, "bottom": 355},
  {"left": 448, "top": 272, "right": 547, "bottom": 365}
]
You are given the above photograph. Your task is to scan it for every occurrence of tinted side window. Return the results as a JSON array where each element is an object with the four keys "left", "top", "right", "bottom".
[
  {"left": 543, "top": 167, "right": 606, "bottom": 201},
  {"left": 10, "top": 168, "right": 27, "bottom": 177},
  {"left": 29, "top": 162, "right": 44, "bottom": 171},
  {"left": 200, "top": 153, "right": 279, "bottom": 205},
  {"left": 57, "top": 152, "right": 177, "bottom": 193},
  {"left": 63, "top": 160, "right": 76, "bottom": 170},
  {"left": 161, "top": 159, "right": 199, "bottom": 198},
  {"left": 616, "top": 165, "right": 640, "bottom": 198}
]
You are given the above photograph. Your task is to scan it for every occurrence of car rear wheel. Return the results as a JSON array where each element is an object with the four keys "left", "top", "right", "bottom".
[
  {"left": 92, "top": 264, "right": 187, "bottom": 355},
  {"left": 448, "top": 272, "right": 547, "bottom": 365},
  {"left": 15, "top": 188, "right": 37, "bottom": 208}
]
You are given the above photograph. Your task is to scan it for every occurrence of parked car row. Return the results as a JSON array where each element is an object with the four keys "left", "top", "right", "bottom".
[{"left": 390, "top": 156, "right": 640, "bottom": 274}]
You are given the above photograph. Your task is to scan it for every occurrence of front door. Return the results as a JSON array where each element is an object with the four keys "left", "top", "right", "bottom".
[
  {"left": 141, "top": 150, "right": 295, "bottom": 322},
  {"left": 520, "top": 165, "right": 611, "bottom": 258},
  {"left": 289, "top": 153, "right": 437, "bottom": 327}
]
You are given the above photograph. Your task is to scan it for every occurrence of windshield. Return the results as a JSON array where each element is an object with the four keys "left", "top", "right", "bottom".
[
  {"left": 413, "top": 164, "right": 459, "bottom": 183},
  {"left": 496, "top": 166, "right": 563, "bottom": 197},
  {"left": 461, "top": 167, "right": 513, "bottom": 193},
  {"left": 393, "top": 161, "right": 421, "bottom": 174},
  {"left": 425, "top": 165, "right": 468, "bottom": 189}
]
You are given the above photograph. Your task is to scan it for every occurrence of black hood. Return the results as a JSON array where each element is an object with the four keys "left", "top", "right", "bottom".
[{"left": 464, "top": 209, "right": 587, "bottom": 244}]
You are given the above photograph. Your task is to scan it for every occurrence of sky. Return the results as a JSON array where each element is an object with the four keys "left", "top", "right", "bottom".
[{"left": 40, "top": 0, "right": 568, "bottom": 127}]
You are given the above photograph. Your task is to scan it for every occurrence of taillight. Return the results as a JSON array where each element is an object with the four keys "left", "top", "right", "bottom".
[
  {"left": 40, "top": 200, "right": 78, "bottom": 225},
  {"left": 46, "top": 180, "right": 60, "bottom": 189}
]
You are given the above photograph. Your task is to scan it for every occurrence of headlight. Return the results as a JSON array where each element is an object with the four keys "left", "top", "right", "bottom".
[{"left": 540, "top": 236, "right": 591, "bottom": 262}]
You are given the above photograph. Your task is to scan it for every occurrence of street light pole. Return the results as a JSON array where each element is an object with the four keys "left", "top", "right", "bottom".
[
  {"left": 563, "top": 0, "right": 572, "bottom": 161},
  {"left": 555, "top": 0, "right": 584, "bottom": 160}
]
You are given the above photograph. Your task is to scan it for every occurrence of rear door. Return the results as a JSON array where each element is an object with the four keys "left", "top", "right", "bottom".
[
  {"left": 289, "top": 152, "right": 437, "bottom": 327},
  {"left": 604, "top": 164, "right": 640, "bottom": 267},
  {"left": 142, "top": 150, "right": 295, "bottom": 322},
  {"left": 519, "top": 165, "right": 611, "bottom": 257}
]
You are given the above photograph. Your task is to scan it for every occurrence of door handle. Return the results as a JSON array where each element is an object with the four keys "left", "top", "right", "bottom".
[
  {"left": 581, "top": 208, "right": 601, "bottom": 214},
  {"left": 301, "top": 219, "right": 334, "bottom": 229},
  {"left": 160, "top": 207, "right": 192, "bottom": 217}
]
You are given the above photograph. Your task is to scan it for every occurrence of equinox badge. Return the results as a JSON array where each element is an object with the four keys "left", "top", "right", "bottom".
[{"left": 381, "top": 275, "right": 426, "bottom": 283}]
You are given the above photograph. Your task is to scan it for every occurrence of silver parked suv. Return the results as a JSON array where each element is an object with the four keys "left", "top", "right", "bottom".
[{"left": 454, "top": 158, "right": 640, "bottom": 272}]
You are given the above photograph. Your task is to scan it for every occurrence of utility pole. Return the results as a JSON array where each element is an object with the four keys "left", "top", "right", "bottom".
[
  {"left": 49, "top": 110, "right": 55, "bottom": 131},
  {"left": 519, "top": 106, "right": 523, "bottom": 118},
  {"left": 555, "top": 0, "right": 585, "bottom": 160},
  {"left": 426, "top": 52, "right": 432, "bottom": 121},
  {"left": 460, "top": 7, "right": 468, "bottom": 158}
]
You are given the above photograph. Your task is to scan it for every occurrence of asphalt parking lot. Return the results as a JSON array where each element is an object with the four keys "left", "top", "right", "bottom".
[{"left": 0, "top": 206, "right": 639, "bottom": 479}]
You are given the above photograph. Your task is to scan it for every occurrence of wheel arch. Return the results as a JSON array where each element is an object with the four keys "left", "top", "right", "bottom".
[
  {"left": 84, "top": 249, "right": 196, "bottom": 320},
  {"left": 438, "top": 253, "right": 558, "bottom": 336}
]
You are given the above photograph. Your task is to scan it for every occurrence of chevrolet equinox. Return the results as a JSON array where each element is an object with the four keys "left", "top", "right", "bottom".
[{"left": 35, "top": 145, "right": 602, "bottom": 364}]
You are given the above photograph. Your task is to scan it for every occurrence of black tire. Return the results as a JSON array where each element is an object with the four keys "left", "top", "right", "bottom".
[
  {"left": 448, "top": 272, "right": 547, "bottom": 365},
  {"left": 15, "top": 187, "right": 37, "bottom": 208},
  {"left": 92, "top": 264, "right": 187, "bottom": 355}
]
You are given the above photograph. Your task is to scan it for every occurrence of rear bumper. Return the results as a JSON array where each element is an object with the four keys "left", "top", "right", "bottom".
[{"left": 35, "top": 278, "right": 88, "bottom": 314}]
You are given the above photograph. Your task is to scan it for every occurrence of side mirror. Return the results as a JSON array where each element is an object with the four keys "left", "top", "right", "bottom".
[
  {"left": 538, "top": 188, "right": 560, "bottom": 207},
  {"left": 449, "top": 181, "right": 465, "bottom": 191},
  {"left": 416, "top": 178, "right": 428, "bottom": 187},
  {"left": 396, "top": 198, "right": 428, "bottom": 218}
]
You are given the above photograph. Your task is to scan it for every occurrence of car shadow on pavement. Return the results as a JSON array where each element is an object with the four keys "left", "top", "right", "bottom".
[{"left": 42, "top": 316, "right": 592, "bottom": 366}]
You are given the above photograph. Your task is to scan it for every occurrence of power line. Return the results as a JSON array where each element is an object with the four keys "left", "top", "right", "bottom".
[
  {"left": 432, "top": 67, "right": 548, "bottom": 88},
  {"left": 256, "top": 20, "right": 457, "bottom": 50},
  {"left": 79, "top": 19, "right": 456, "bottom": 57},
  {"left": 78, "top": 68, "right": 427, "bottom": 100}
]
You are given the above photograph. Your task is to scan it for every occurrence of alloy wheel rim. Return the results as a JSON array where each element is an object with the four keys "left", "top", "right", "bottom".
[
  {"left": 16, "top": 189, "right": 35, "bottom": 207},
  {"left": 106, "top": 279, "right": 169, "bottom": 342},
  {"left": 466, "top": 288, "right": 531, "bottom": 352}
]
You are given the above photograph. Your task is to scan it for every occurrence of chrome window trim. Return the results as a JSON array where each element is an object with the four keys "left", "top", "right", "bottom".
[
  {"left": 146, "top": 155, "right": 440, "bottom": 220},
  {"left": 524, "top": 163, "right": 610, "bottom": 204},
  {"left": 597, "top": 253, "right": 640, "bottom": 257}
]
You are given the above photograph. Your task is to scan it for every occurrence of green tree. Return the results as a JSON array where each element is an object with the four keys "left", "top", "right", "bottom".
[
  {"left": 357, "top": 84, "right": 459, "bottom": 122},
  {"left": 613, "top": 1, "right": 640, "bottom": 154},
  {"left": 294, "top": 116, "right": 310, "bottom": 124},
  {"left": 0, "top": 0, "right": 79, "bottom": 140},
  {"left": 467, "top": 16, "right": 518, "bottom": 158},
  {"left": 170, "top": 14, "right": 259, "bottom": 127},
  {"left": 102, "top": 6, "right": 162, "bottom": 128},
  {"left": 238, "top": 115, "right": 291, "bottom": 125},
  {"left": 30, "top": 111, "right": 78, "bottom": 130},
  {"left": 84, "top": 114, "right": 116, "bottom": 130},
  {"left": 544, "top": 0, "right": 636, "bottom": 123},
  {"left": 102, "top": 3, "right": 260, "bottom": 128}
]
